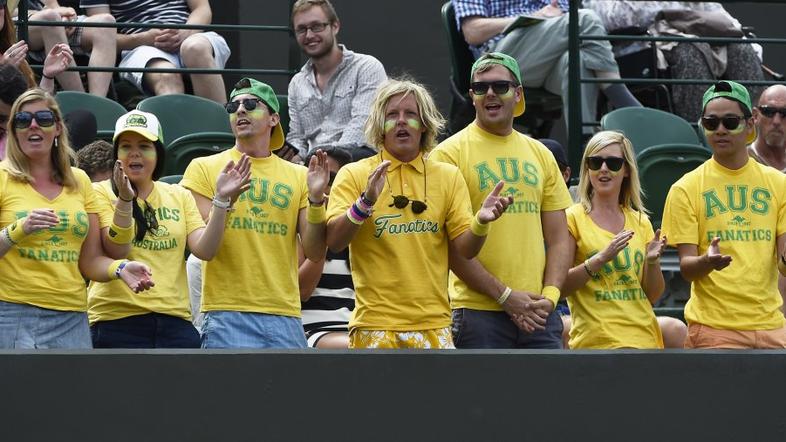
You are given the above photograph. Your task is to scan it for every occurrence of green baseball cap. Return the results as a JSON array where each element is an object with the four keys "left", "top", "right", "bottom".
[
  {"left": 702, "top": 81, "right": 756, "bottom": 144},
  {"left": 230, "top": 77, "right": 285, "bottom": 150},
  {"left": 470, "top": 52, "right": 525, "bottom": 117}
]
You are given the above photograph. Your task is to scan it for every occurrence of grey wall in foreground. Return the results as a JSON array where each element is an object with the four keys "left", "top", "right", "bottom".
[{"left": 2, "top": 350, "right": 786, "bottom": 441}]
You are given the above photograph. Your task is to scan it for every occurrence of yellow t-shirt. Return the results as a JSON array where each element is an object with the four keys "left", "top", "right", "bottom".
[
  {"left": 566, "top": 204, "right": 663, "bottom": 349},
  {"left": 326, "top": 150, "right": 473, "bottom": 331},
  {"left": 0, "top": 166, "right": 98, "bottom": 311},
  {"left": 662, "top": 157, "right": 786, "bottom": 330},
  {"left": 181, "top": 148, "right": 308, "bottom": 316},
  {"left": 430, "top": 122, "right": 573, "bottom": 311},
  {"left": 87, "top": 180, "right": 205, "bottom": 323}
]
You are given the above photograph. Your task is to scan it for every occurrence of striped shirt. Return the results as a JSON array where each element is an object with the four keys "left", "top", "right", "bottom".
[
  {"left": 80, "top": 0, "right": 190, "bottom": 34},
  {"left": 287, "top": 45, "right": 387, "bottom": 158},
  {"left": 453, "top": 0, "right": 570, "bottom": 55},
  {"left": 300, "top": 249, "right": 355, "bottom": 335}
]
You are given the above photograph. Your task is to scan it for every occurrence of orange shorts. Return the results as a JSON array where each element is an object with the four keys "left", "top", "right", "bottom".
[{"left": 685, "top": 322, "right": 786, "bottom": 349}]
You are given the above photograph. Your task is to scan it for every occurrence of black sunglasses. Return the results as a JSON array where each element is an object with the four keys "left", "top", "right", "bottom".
[
  {"left": 225, "top": 98, "right": 264, "bottom": 114},
  {"left": 587, "top": 156, "right": 625, "bottom": 172},
  {"left": 470, "top": 81, "right": 516, "bottom": 96},
  {"left": 758, "top": 106, "right": 786, "bottom": 119},
  {"left": 14, "top": 110, "right": 57, "bottom": 129},
  {"left": 700, "top": 115, "right": 745, "bottom": 132},
  {"left": 389, "top": 195, "right": 427, "bottom": 214},
  {"left": 143, "top": 201, "right": 159, "bottom": 232}
]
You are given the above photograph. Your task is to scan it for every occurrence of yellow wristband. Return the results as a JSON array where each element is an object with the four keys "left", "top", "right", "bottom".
[
  {"left": 541, "top": 285, "right": 561, "bottom": 308},
  {"left": 779, "top": 255, "right": 786, "bottom": 277},
  {"left": 470, "top": 212, "right": 490, "bottom": 236},
  {"left": 107, "top": 222, "right": 135, "bottom": 244},
  {"left": 307, "top": 203, "right": 326, "bottom": 224},
  {"left": 107, "top": 259, "right": 126, "bottom": 280},
  {"left": 7, "top": 219, "right": 26, "bottom": 244}
]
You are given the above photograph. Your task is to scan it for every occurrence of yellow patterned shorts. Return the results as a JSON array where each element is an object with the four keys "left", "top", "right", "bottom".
[{"left": 349, "top": 327, "right": 455, "bottom": 349}]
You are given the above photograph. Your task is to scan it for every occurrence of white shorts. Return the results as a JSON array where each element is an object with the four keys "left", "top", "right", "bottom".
[{"left": 119, "top": 31, "right": 231, "bottom": 92}]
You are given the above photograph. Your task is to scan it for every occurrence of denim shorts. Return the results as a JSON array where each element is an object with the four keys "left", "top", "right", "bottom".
[
  {"left": 201, "top": 311, "right": 308, "bottom": 349},
  {"left": 451, "top": 308, "right": 564, "bottom": 349},
  {"left": 0, "top": 300, "right": 91, "bottom": 349}
]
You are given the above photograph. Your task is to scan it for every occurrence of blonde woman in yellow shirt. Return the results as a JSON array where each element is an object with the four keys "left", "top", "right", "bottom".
[
  {"left": 562, "top": 131, "right": 667, "bottom": 349},
  {"left": 89, "top": 110, "right": 251, "bottom": 348},
  {"left": 0, "top": 88, "right": 153, "bottom": 349}
]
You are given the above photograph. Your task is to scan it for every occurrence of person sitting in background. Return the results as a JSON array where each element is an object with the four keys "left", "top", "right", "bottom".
[
  {"left": 0, "top": 63, "right": 30, "bottom": 159},
  {"left": 80, "top": 0, "right": 230, "bottom": 103},
  {"left": 76, "top": 139, "right": 113, "bottom": 181},
  {"left": 286, "top": 0, "right": 386, "bottom": 163},
  {"left": 750, "top": 84, "right": 786, "bottom": 172},
  {"left": 453, "top": 0, "right": 641, "bottom": 133},
  {"left": 23, "top": 0, "right": 117, "bottom": 97},
  {"left": 298, "top": 146, "right": 354, "bottom": 349},
  {"left": 584, "top": 1, "right": 765, "bottom": 123}
]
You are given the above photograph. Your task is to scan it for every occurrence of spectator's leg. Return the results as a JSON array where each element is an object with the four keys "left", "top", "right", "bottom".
[
  {"left": 27, "top": 9, "right": 84, "bottom": 92},
  {"left": 79, "top": 14, "right": 117, "bottom": 97},
  {"left": 657, "top": 316, "right": 687, "bottom": 349},
  {"left": 179, "top": 33, "right": 226, "bottom": 103},
  {"left": 665, "top": 42, "right": 713, "bottom": 123},
  {"left": 144, "top": 59, "right": 185, "bottom": 96},
  {"left": 724, "top": 43, "right": 766, "bottom": 106}
]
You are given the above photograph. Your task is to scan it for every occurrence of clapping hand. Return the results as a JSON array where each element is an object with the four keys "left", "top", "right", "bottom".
[
  {"left": 705, "top": 236, "right": 732, "bottom": 271},
  {"left": 363, "top": 160, "right": 390, "bottom": 204},
  {"left": 646, "top": 229, "right": 667, "bottom": 264},
  {"left": 215, "top": 154, "right": 252, "bottom": 203},
  {"left": 2, "top": 40, "right": 29, "bottom": 66},
  {"left": 21, "top": 209, "right": 60, "bottom": 234},
  {"left": 112, "top": 161, "right": 136, "bottom": 202},
  {"left": 306, "top": 149, "right": 330, "bottom": 203},
  {"left": 119, "top": 261, "right": 155, "bottom": 293},
  {"left": 477, "top": 181, "right": 513, "bottom": 224}
]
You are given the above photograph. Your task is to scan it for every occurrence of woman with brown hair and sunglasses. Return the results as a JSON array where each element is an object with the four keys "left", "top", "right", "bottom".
[
  {"left": 0, "top": 88, "right": 154, "bottom": 349},
  {"left": 325, "top": 79, "right": 512, "bottom": 349},
  {"left": 87, "top": 110, "right": 251, "bottom": 348},
  {"left": 561, "top": 130, "right": 667, "bottom": 349}
]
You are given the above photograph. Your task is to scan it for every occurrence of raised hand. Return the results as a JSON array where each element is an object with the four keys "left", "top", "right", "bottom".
[
  {"left": 306, "top": 149, "right": 330, "bottom": 203},
  {"left": 42, "top": 44, "right": 74, "bottom": 79},
  {"left": 112, "top": 161, "right": 136, "bottom": 202},
  {"left": 2, "top": 40, "right": 29, "bottom": 66},
  {"left": 646, "top": 229, "right": 667, "bottom": 263},
  {"left": 22, "top": 209, "right": 60, "bottom": 235},
  {"left": 119, "top": 261, "right": 155, "bottom": 293},
  {"left": 364, "top": 160, "right": 390, "bottom": 204},
  {"left": 595, "top": 229, "right": 634, "bottom": 266},
  {"left": 216, "top": 154, "right": 252, "bottom": 202},
  {"left": 478, "top": 180, "right": 513, "bottom": 223},
  {"left": 706, "top": 236, "right": 732, "bottom": 271}
]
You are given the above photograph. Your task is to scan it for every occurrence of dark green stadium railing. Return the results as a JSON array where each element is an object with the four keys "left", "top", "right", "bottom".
[
  {"left": 14, "top": 1, "right": 301, "bottom": 80},
  {"left": 567, "top": 0, "right": 785, "bottom": 173}
]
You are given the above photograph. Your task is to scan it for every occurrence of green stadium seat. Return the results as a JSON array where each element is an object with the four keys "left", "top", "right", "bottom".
[
  {"left": 653, "top": 306, "right": 685, "bottom": 323},
  {"left": 158, "top": 174, "right": 183, "bottom": 185},
  {"left": 136, "top": 94, "right": 232, "bottom": 148},
  {"left": 55, "top": 91, "right": 127, "bottom": 142},
  {"left": 162, "top": 132, "right": 236, "bottom": 176},
  {"left": 600, "top": 107, "right": 704, "bottom": 154},
  {"left": 637, "top": 143, "right": 711, "bottom": 228},
  {"left": 440, "top": 1, "right": 562, "bottom": 137}
]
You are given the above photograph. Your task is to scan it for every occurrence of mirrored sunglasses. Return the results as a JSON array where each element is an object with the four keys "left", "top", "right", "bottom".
[{"left": 14, "top": 110, "right": 57, "bottom": 129}]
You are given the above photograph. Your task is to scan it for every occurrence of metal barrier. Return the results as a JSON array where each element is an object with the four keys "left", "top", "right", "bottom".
[
  {"left": 14, "top": 1, "right": 300, "bottom": 80},
  {"left": 567, "top": 0, "right": 784, "bottom": 171}
]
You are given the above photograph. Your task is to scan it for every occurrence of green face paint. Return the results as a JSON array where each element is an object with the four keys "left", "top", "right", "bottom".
[
  {"left": 118, "top": 146, "right": 157, "bottom": 160},
  {"left": 406, "top": 118, "right": 421, "bottom": 130},
  {"left": 384, "top": 119, "right": 396, "bottom": 133}
]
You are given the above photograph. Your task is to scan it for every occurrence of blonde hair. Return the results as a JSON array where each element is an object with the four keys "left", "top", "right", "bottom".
[
  {"left": 291, "top": 0, "right": 339, "bottom": 24},
  {"left": 578, "top": 130, "right": 647, "bottom": 214},
  {"left": 4, "top": 88, "right": 77, "bottom": 189},
  {"left": 364, "top": 78, "right": 445, "bottom": 152}
]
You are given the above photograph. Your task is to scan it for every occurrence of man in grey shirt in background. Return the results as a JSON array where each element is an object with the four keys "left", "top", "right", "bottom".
[{"left": 286, "top": 0, "right": 387, "bottom": 163}]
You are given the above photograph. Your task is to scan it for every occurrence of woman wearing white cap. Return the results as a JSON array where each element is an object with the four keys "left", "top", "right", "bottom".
[
  {"left": 0, "top": 89, "right": 154, "bottom": 349},
  {"left": 88, "top": 110, "right": 251, "bottom": 348}
]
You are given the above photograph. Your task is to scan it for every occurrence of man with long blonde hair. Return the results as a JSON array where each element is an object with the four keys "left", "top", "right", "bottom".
[{"left": 325, "top": 79, "right": 512, "bottom": 349}]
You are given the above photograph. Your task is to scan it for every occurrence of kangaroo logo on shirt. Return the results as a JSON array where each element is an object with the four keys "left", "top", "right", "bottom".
[
  {"left": 614, "top": 274, "right": 635, "bottom": 286},
  {"left": 247, "top": 206, "right": 269, "bottom": 218},
  {"left": 44, "top": 235, "right": 67, "bottom": 247},
  {"left": 149, "top": 225, "right": 170, "bottom": 237},
  {"left": 728, "top": 215, "right": 750, "bottom": 227}
]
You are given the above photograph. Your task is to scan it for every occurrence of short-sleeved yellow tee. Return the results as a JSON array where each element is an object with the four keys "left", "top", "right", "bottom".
[
  {"left": 430, "top": 122, "right": 573, "bottom": 311},
  {"left": 662, "top": 157, "right": 786, "bottom": 330},
  {"left": 88, "top": 180, "right": 205, "bottom": 323},
  {"left": 180, "top": 148, "right": 308, "bottom": 317},
  {"left": 566, "top": 204, "right": 663, "bottom": 349},
  {"left": 0, "top": 166, "right": 98, "bottom": 311},
  {"left": 326, "top": 150, "right": 473, "bottom": 331}
]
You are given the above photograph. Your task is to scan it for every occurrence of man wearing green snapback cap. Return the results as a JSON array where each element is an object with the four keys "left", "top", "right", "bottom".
[
  {"left": 181, "top": 77, "right": 331, "bottom": 348},
  {"left": 430, "top": 52, "right": 574, "bottom": 349},
  {"left": 662, "top": 80, "right": 786, "bottom": 348}
]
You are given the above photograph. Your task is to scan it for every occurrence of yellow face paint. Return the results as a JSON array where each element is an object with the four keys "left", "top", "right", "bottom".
[
  {"left": 17, "top": 125, "right": 55, "bottom": 133},
  {"left": 118, "top": 146, "right": 156, "bottom": 160},
  {"left": 384, "top": 119, "right": 396, "bottom": 133},
  {"left": 406, "top": 118, "right": 421, "bottom": 130}
]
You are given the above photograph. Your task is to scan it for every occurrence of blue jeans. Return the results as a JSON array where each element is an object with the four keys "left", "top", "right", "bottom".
[
  {"left": 201, "top": 311, "right": 308, "bottom": 349},
  {"left": 91, "top": 313, "right": 200, "bottom": 348},
  {"left": 0, "top": 300, "right": 91, "bottom": 349},
  {"left": 451, "top": 308, "right": 564, "bottom": 349}
]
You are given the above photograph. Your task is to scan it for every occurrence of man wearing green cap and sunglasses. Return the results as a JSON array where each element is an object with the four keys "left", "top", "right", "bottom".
[
  {"left": 181, "top": 78, "right": 331, "bottom": 348},
  {"left": 430, "top": 52, "right": 574, "bottom": 349},
  {"left": 662, "top": 80, "right": 786, "bottom": 349}
]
